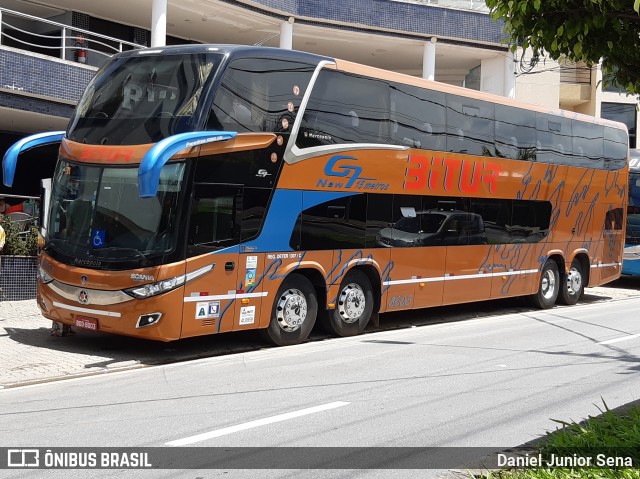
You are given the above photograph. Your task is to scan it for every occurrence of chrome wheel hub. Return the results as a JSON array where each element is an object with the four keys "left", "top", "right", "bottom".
[
  {"left": 276, "top": 288, "right": 307, "bottom": 332},
  {"left": 337, "top": 283, "right": 365, "bottom": 324},
  {"left": 566, "top": 267, "right": 582, "bottom": 295},
  {"left": 541, "top": 270, "right": 556, "bottom": 299}
]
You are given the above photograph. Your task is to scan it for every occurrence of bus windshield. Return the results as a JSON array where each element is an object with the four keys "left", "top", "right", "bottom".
[
  {"left": 67, "top": 53, "right": 222, "bottom": 145},
  {"left": 46, "top": 159, "right": 186, "bottom": 268}
]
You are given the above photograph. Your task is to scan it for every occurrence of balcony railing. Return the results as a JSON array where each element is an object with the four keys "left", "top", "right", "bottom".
[
  {"left": 0, "top": 7, "right": 144, "bottom": 67},
  {"left": 390, "top": 0, "right": 490, "bottom": 13}
]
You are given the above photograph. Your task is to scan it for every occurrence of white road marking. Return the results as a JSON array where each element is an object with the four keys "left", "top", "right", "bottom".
[
  {"left": 598, "top": 333, "right": 640, "bottom": 345},
  {"left": 165, "top": 401, "right": 350, "bottom": 446}
]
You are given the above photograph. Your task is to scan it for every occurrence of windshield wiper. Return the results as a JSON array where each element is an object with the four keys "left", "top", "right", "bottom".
[{"left": 91, "top": 246, "right": 151, "bottom": 266}]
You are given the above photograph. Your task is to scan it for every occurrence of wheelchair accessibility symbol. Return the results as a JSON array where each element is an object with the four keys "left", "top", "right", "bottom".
[{"left": 92, "top": 230, "right": 106, "bottom": 248}]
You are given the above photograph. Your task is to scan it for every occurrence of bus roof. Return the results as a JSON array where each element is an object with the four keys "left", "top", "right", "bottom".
[
  {"left": 116, "top": 43, "right": 332, "bottom": 65},
  {"left": 110, "top": 44, "right": 628, "bottom": 133}
]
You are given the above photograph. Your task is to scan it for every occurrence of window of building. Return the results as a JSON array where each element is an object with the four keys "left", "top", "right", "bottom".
[{"left": 601, "top": 102, "right": 637, "bottom": 149}]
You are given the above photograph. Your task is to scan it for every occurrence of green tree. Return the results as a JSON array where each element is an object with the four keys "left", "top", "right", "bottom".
[{"left": 486, "top": 0, "right": 640, "bottom": 94}]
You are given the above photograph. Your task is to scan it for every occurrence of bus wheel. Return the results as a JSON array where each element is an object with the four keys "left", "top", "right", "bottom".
[
  {"left": 325, "top": 270, "right": 374, "bottom": 337},
  {"left": 558, "top": 259, "right": 584, "bottom": 306},
  {"left": 264, "top": 274, "right": 317, "bottom": 346},
  {"left": 531, "top": 260, "right": 560, "bottom": 309}
]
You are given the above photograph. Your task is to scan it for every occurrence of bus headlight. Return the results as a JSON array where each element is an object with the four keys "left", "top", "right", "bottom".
[
  {"left": 125, "top": 275, "right": 185, "bottom": 299},
  {"left": 38, "top": 266, "right": 54, "bottom": 284},
  {"left": 124, "top": 264, "right": 214, "bottom": 299}
]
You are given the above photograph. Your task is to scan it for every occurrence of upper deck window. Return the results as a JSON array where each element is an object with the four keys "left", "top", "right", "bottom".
[
  {"left": 68, "top": 53, "right": 222, "bottom": 145},
  {"left": 207, "top": 58, "right": 316, "bottom": 134},
  {"left": 296, "top": 69, "right": 390, "bottom": 148}
]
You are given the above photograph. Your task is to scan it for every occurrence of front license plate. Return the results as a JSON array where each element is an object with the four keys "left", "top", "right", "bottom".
[{"left": 75, "top": 316, "right": 98, "bottom": 331}]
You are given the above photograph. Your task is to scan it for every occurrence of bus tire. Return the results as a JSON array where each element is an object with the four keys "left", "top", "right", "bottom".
[
  {"left": 264, "top": 273, "right": 317, "bottom": 346},
  {"left": 324, "top": 270, "right": 374, "bottom": 337},
  {"left": 530, "top": 260, "right": 560, "bottom": 309},
  {"left": 557, "top": 259, "right": 584, "bottom": 306}
]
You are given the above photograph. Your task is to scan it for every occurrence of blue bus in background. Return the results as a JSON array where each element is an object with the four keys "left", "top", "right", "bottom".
[{"left": 624, "top": 149, "right": 640, "bottom": 276}]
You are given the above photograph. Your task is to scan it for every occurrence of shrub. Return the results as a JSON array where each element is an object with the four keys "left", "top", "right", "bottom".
[{"left": 0, "top": 216, "right": 38, "bottom": 256}]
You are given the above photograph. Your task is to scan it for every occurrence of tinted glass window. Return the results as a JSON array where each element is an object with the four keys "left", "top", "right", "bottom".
[
  {"left": 470, "top": 198, "right": 550, "bottom": 244},
  {"left": 366, "top": 194, "right": 393, "bottom": 248},
  {"left": 536, "top": 113, "right": 573, "bottom": 165},
  {"left": 495, "top": 105, "right": 537, "bottom": 161},
  {"left": 194, "top": 150, "right": 279, "bottom": 188},
  {"left": 241, "top": 187, "right": 271, "bottom": 241},
  {"left": 604, "top": 126, "right": 628, "bottom": 170},
  {"left": 509, "top": 200, "right": 551, "bottom": 242},
  {"left": 187, "top": 184, "right": 241, "bottom": 256},
  {"left": 389, "top": 82, "right": 446, "bottom": 150},
  {"left": 446, "top": 96, "right": 495, "bottom": 155},
  {"left": 573, "top": 121, "right": 604, "bottom": 168},
  {"left": 68, "top": 53, "right": 222, "bottom": 145},
  {"left": 208, "top": 58, "right": 315, "bottom": 133},
  {"left": 601, "top": 102, "right": 636, "bottom": 149},
  {"left": 605, "top": 207, "right": 624, "bottom": 231},
  {"left": 469, "top": 198, "right": 511, "bottom": 244},
  {"left": 299, "top": 194, "right": 367, "bottom": 250},
  {"left": 297, "top": 70, "right": 390, "bottom": 148}
]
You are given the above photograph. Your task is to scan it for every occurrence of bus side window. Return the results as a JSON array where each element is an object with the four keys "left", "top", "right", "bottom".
[
  {"left": 604, "top": 126, "right": 628, "bottom": 170},
  {"left": 187, "top": 184, "right": 241, "bottom": 256},
  {"left": 389, "top": 82, "right": 446, "bottom": 151},
  {"left": 573, "top": 121, "right": 604, "bottom": 169},
  {"left": 296, "top": 69, "right": 390, "bottom": 148},
  {"left": 536, "top": 113, "right": 573, "bottom": 165},
  {"left": 446, "top": 96, "right": 494, "bottom": 156},
  {"left": 297, "top": 194, "right": 366, "bottom": 250}
]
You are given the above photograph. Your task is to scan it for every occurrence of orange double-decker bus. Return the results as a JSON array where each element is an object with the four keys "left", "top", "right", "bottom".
[{"left": 3, "top": 45, "right": 629, "bottom": 345}]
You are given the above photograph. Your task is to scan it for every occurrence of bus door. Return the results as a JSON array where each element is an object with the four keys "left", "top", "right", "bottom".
[{"left": 181, "top": 184, "right": 241, "bottom": 338}]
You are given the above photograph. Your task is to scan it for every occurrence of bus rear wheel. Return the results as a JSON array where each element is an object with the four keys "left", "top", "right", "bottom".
[
  {"left": 530, "top": 260, "right": 560, "bottom": 309},
  {"left": 324, "top": 270, "right": 373, "bottom": 337},
  {"left": 557, "top": 259, "right": 584, "bottom": 306},
  {"left": 264, "top": 273, "right": 317, "bottom": 346}
]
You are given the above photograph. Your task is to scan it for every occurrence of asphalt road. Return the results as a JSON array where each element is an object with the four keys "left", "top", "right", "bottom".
[{"left": 1, "top": 290, "right": 639, "bottom": 478}]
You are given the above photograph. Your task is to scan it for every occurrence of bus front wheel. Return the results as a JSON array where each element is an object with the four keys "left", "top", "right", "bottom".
[
  {"left": 557, "top": 259, "right": 584, "bottom": 306},
  {"left": 324, "top": 270, "right": 374, "bottom": 337},
  {"left": 531, "top": 260, "right": 560, "bottom": 309},
  {"left": 264, "top": 273, "right": 317, "bottom": 346}
]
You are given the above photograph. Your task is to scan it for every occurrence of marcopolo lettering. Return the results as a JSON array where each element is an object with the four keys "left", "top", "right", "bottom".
[{"left": 404, "top": 154, "right": 501, "bottom": 194}]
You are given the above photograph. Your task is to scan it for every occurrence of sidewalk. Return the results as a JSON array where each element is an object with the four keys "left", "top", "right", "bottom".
[{"left": 1, "top": 278, "right": 639, "bottom": 389}]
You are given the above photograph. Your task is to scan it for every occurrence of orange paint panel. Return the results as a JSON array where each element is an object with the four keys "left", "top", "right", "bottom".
[
  {"left": 61, "top": 139, "right": 158, "bottom": 165},
  {"left": 38, "top": 280, "right": 185, "bottom": 341},
  {"left": 39, "top": 253, "right": 184, "bottom": 290},
  {"left": 181, "top": 252, "right": 238, "bottom": 338},
  {"left": 198, "top": 133, "right": 277, "bottom": 156},
  {"left": 442, "top": 245, "right": 492, "bottom": 305}
]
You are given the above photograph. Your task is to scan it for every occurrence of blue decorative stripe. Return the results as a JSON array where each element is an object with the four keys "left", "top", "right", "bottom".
[
  {"left": 236, "top": 189, "right": 358, "bottom": 252},
  {"left": 2, "top": 131, "right": 66, "bottom": 187},
  {"left": 138, "top": 131, "right": 237, "bottom": 198}
]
